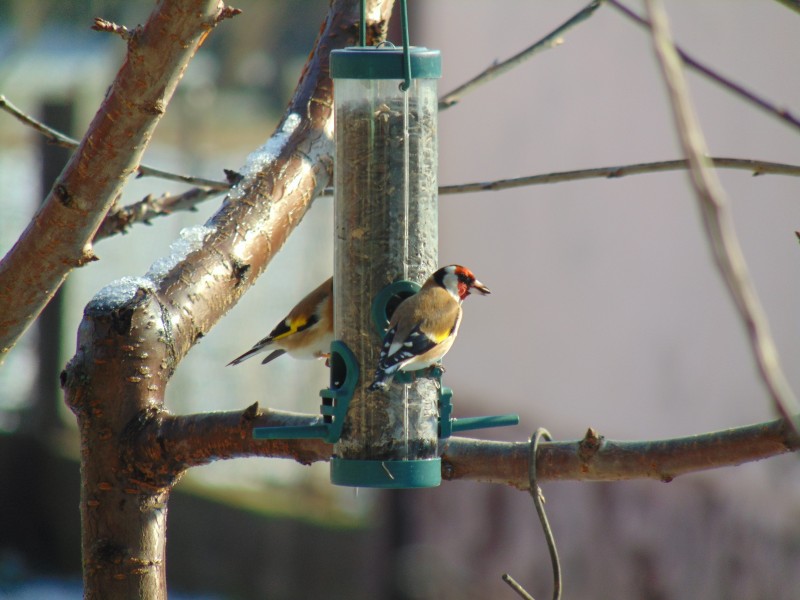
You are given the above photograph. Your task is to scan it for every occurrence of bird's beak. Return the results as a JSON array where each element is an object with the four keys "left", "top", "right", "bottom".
[{"left": 471, "top": 280, "right": 491, "bottom": 295}]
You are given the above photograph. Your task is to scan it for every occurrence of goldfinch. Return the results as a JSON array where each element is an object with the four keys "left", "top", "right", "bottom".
[
  {"left": 228, "top": 277, "right": 334, "bottom": 367},
  {"left": 368, "top": 265, "right": 490, "bottom": 390}
]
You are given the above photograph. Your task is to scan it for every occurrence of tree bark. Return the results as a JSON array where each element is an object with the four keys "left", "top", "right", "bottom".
[
  {"left": 0, "top": 0, "right": 233, "bottom": 364},
  {"left": 130, "top": 406, "right": 797, "bottom": 490},
  {"left": 62, "top": 1, "right": 394, "bottom": 598}
]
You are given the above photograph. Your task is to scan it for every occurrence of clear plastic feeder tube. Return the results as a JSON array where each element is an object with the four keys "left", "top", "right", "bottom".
[{"left": 331, "top": 47, "right": 441, "bottom": 475}]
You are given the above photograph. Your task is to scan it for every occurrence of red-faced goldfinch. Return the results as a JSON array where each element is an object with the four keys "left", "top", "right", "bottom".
[
  {"left": 228, "top": 277, "right": 334, "bottom": 367},
  {"left": 368, "top": 265, "right": 490, "bottom": 390}
]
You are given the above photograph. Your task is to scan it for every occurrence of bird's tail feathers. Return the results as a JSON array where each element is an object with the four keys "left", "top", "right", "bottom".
[{"left": 226, "top": 340, "right": 274, "bottom": 366}]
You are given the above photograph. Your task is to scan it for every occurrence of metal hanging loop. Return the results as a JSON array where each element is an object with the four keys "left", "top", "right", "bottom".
[{"left": 530, "top": 428, "right": 562, "bottom": 600}]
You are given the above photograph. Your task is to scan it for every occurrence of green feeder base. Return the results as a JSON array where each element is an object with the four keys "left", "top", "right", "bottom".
[{"left": 330, "top": 457, "right": 441, "bottom": 489}]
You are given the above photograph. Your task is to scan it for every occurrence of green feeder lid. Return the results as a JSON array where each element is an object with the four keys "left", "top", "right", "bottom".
[{"left": 331, "top": 46, "right": 441, "bottom": 80}]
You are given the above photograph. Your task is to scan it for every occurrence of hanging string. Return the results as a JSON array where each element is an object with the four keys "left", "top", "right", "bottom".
[
  {"left": 399, "top": 0, "right": 412, "bottom": 456},
  {"left": 360, "top": 0, "right": 367, "bottom": 46},
  {"left": 399, "top": 0, "right": 412, "bottom": 91}
]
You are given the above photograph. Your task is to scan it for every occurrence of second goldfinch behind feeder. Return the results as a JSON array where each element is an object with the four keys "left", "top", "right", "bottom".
[{"left": 228, "top": 277, "right": 334, "bottom": 367}]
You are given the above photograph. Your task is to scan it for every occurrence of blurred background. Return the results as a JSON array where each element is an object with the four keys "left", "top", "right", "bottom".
[{"left": 1, "top": 1, "right": 800, "bottom": 598}]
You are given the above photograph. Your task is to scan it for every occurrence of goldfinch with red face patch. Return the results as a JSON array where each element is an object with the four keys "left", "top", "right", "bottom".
[
  {"left": 228, "top": 277, "right": 334, "bottom": 367},
  {"left": 368, "top": 265, "right": 490, "bottom": 390}
]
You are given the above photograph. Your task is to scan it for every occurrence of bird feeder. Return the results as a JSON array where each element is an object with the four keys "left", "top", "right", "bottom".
[
  {"left": 253, "top": 6, "right": 518, "bottom": 488},
  {"left": 328, "top": 42, "right": 444, "bottom": 488}
]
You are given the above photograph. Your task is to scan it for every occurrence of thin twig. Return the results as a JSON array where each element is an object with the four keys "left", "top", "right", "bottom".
[
  {"left": 438, "top": 0, "right": 602, "bottom": 110},
  {"left": 608, "top": 0, "right": 800, "bottom": 133},
  {"left": 0, "top": 94, "right": 77, "bottom": 146},
  {"left": 436, "top": 158, "right": 800, "bottom": 195},
  {"left": 502, "top": 574, "right": 536, "bottom": 600},
  {"left": 317, "top": 157, "right": 800, "bottom": 197},
  {"left": 645, "top": 0, "right": 800, "bottom": 436},
  {"left": 10, "top": 92, "right": 797, "bottom": 201},
  {"left": 94, "top": 187, "right": 225, "bottom": 241},
  {"left": 135, "top": 165, "right": 230, "bottom": 190},
  {"left": 0, "top": 94, "right": 230, "bottom": 190}
]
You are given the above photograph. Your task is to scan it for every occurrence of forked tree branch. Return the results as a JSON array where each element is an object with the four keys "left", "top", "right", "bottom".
[
  {"left": 0, "top": 1, "right": 237, "bottom": 363},
  {"left": 62, "top": 3, "right": 395, "bottom": 597},
  {"left": 645, "top": 0, "right": 800, "bottom": 435}
]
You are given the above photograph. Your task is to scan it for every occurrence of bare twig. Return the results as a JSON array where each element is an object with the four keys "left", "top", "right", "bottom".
[
  {"left": 0, "top": 94, "right": 77, "bottom": 147},
  {"left": 317, "top": 157, "right": 800, "bottom": 197},
  {"left": 437, "top": 158, "right": 800, "bottom": 195},
  {"left": 608, "top": 0, "right": 800, "bottom": 133},
  {"left": 91, "top": 17, "right": 135, "bottom": 41},
  {"left": 438, "top": 0, "right": 602, "bottom": 110},
  {"left": 645, "top": 0, "right": 800, "bottom": 435},
  {"left": 12, "top": 89, "right": 796, "bottom": 203},
  {"left": 94, "top": 187, "right": 225, "bottom": 241},
  {"left": 0, "top": 95, "right": 230, "bottom": 190},
  {"left": 135, "top": 165, "right": 229, "bottom": 189}
]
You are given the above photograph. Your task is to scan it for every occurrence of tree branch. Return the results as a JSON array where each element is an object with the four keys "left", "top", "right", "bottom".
[
  {"left": 645, "top": 0, "right": 800, "bottom": 436},
  {"left": 436, "top": 157, "right": 800, "bottom": 195},
  {"left": 0, "top": 94, "right": 78, "bottom": 147},
  {"left": 0, "top": 95, "right": 230, "bottom": 188},
  {"left": 141, "top": 0, "right": 394, "bottom": 366},
  {"left": 0, "top": 1, "right": 237, "bottom": 363},
  {"left": 443, "top": 419, "right": 797, "bottom": 487},
  {"left": 93, "top": 188, "right": 226, "bottom": 242},
  {"left": 438, "top": 0, "right": 602, "bottom": 110},
  {"left": 62, "top": 4, "right": 396, "bottom": 597},
  {"left": 317, "top": 157, "right": 800, "bottom": 198},
  {"left": 11, "top": 92, "right": 795, "bottom": 222},
  {"left": 134, "top": 407, "right": 798, "bottom": 490},
  {"left": 608, "top": 0, "right": 800, "bottom": 133}
]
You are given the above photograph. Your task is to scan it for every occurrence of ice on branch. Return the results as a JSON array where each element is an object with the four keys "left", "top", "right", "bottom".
[
  {"left": 87, "top": 276, "right": 156, "bottom": 312},
  {"left": 228, "top": 113, "right": 302, "bottom": 202},
  {"left": 145, "top": 225, "right": 216, "bottom": 282}
]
